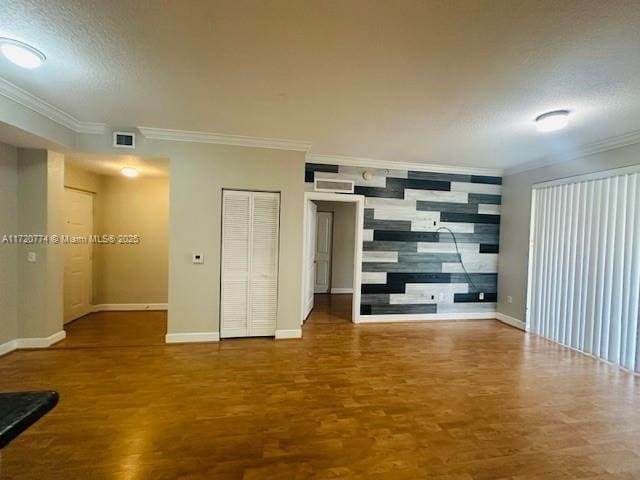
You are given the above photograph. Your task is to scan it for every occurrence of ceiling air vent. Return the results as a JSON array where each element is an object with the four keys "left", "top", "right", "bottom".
[
  {"left": 314, "top": 178, "right": 354, "bottom": 193},
  {"left": 113, "top": 131, "right": 136, "bottom": 149}
]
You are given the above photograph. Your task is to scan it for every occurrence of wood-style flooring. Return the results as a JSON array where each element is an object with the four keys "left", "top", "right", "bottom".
[
  {"left": 56, "top": 311, "right": 167, "bottom": 348},
  {"left": 1, "top": 294, "right": 639, "bottom": 479}
]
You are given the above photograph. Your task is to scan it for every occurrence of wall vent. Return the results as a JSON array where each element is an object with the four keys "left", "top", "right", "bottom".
[
  {"left": 113, "top": 131, "right": 136, "bottom": 149},
  {"left": 313, "top": 178, "right": 354, "bottom": 193}
]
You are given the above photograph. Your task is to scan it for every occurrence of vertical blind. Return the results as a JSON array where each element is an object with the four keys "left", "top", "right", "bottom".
[{"left": 527, "top": 168, "right": 640, "bottom": 373}]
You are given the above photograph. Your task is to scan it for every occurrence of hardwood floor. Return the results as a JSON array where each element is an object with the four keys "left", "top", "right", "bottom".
[
  {"left": 1, "top": 295, "right": 639, "bottom": 479},
  {"left": 56, "top": 311, "right": 167, "bottom": 348}
]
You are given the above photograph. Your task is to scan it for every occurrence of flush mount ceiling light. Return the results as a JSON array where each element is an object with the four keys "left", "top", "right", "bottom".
[
  {"left": 121, "top": 167, "right": 139, "bottom": 178},
  {"left": 0, "top": 38, "right": 46, "bottom": 69},
  {"left": 535, "top": 110, "right": 570, "bottom": 133}
]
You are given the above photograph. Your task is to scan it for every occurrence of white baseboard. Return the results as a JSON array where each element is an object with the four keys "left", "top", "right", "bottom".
[
  {"left": 16, "top": 330, "right": 67, "bottom": 349},
  {"left": 165, "top": 331, "right": 220, "bottom": 343},
  {"left": 496, "top": 312, "right": 526, "bottom": 331},
  {"left": 358, "top": 312, "right": 497, "bottom": 323},
  {"left": 93, "top": 303, "right": 168, "bottom": 312},
  {"left": 0, "top": 339, "right": 17, "bottom": 356},
  {"left": 0, "top": 331, "right": 67, "bottom": 356},
  {"left": 330, "top": 288, "right": 353, "bottom": 294},
  {"left": 275, "top": 329, "right": 302, "bottom": 339}
]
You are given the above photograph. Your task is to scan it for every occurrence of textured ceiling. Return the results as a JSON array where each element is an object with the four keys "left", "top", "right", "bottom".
[{"left": 1, "top": 0, "right": 640, "bottom": 170}]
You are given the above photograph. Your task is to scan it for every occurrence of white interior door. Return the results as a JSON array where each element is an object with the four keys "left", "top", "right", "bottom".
[
  {"left": 221, "top": 190, "right": 280, "bottom": 338},
  {"left": 314, "top": 211, "right": 332, "bottom": 293},
  {"left": 63, "top": 188, "right": 93, "bottom": 323},
  {"left": 303, "top": 201, "right": 317, "bottom": 319}
]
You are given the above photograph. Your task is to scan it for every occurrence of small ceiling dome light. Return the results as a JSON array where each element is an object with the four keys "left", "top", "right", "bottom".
[
  {"left": 121, "top": 167, "right": 139, "bottom": 178},
  {"left": 535, "top": 110, "right": 570, "bottom": 133},
  {"left": 0, "top": 38, "right": 46, "bottom": 69}
]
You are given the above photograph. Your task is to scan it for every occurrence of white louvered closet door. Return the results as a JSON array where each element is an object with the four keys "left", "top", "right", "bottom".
[
  {"left": 527, "top": 169, "right": 640, "bottom": 373},
  {"left": 249, "top": 192, "right": 280, "bottom": 336},
  {"left": 221, "top": 190, "right": 251, "bottom": 338},
  {"left": 221, "top": 190, "right": 280, "bottom": 338}
]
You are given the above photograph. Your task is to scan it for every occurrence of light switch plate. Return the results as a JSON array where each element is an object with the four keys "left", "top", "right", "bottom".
[
  {"left": 27, "top": 251, "right": 37, "bottom": 262},
  {"left": 192, "top": 253, "right": 204, "bottom": 264}
]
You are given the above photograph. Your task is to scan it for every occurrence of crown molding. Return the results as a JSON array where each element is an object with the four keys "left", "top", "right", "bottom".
[
  {"left": 5, "top": 73, "right": 637, "bottom": 174},
  {"left": 505, "top": 128, "right": 640, "bottom": 176},
  {"left": 0, "top": 76, "right": 106, "bottom": 135},
  {"left": 306, "top": 153, "right": 504, "bottom": 177},
  {"left": 74, "top": 122, "right": 106, "bottom": 135},
  {"left": 138, "top": 126, "right": 312, "bottom": 152}
]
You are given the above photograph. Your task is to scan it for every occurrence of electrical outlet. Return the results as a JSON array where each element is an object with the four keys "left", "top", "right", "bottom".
[
  {"left": 478, "top": 292, "right": 484, "bottom": 300},
  {"left": 507, "top": 296, "right": 513, "bottom": 304}
]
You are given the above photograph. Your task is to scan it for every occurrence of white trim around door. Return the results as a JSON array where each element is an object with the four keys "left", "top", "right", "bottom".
[{"left": 301, "top": 192, "right": 364, "bottom": 324}]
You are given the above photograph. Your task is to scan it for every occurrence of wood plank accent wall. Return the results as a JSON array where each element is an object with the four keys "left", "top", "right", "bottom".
[{"left": 305, "top": 163, "right": 502, "bottom": 316}]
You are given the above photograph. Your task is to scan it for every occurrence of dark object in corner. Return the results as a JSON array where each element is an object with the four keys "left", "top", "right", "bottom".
[{"left": 0, "top": 391, "right": 58, "bottom": 450}]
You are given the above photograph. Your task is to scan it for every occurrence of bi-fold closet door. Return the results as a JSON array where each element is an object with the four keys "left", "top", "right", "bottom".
[{"left": 221, "top": 190, "right": 280, "bottom": 338}]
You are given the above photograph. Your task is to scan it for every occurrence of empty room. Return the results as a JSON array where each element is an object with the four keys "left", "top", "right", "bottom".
[{"left": 0, "top": 1, "right": 639, "bottom": 479}]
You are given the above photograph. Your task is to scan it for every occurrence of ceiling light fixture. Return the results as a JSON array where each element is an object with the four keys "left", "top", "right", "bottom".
[
  {"left": 535, "top": 110, "right": 570, "bottom": 133},
  {"left": 0, "top": 38, "right": 46, "bottom": 69},
  {"left": 121, "top": 167, "right": 139, "bottom": 178}
]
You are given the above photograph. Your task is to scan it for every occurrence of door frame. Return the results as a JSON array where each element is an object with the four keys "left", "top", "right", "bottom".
[
  {"left": 303, "top": 200, "right": 317, "bottom": 320},
  {"left": 301, "top": 192, "right": 364, "bottom": 324}
]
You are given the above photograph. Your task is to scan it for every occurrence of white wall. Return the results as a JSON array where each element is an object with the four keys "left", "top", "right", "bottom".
[
  {"left": 0, "top": 142, "right": 18, "bottom": 346},
  {"left": 498, "top": 142, "right": 640, "bottom": 321}
]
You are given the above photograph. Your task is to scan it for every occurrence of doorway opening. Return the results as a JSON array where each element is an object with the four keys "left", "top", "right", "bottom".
[
  {"left": 301, "top": 192, "right": 364, "bottom": 325},
  {"left": 57, "top": 152, "right": 170, "bottom": 348}
]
